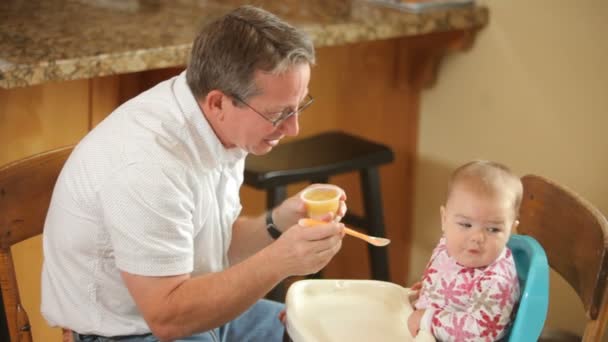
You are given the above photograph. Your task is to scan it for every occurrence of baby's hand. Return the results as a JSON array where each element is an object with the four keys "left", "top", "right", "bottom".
[
  {"left": 410, "top": 281, "right": 422, "bottom": 291},
  {"left": 408, "top": 281, "right": 422, "bottom": 304},
  {"left": 408, "top": 309, "right": 425, "bottom": 335}
]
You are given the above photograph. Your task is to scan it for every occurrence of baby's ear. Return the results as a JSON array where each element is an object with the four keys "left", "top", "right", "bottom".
[{"left": 512, "top": 219, "right": 520, "bottom": 231}]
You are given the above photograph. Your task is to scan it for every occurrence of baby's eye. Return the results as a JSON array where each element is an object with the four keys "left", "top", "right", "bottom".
[
  {"left": 458, "top": 222, "right": 472, "bottom": 228},
  {"left": 487, "top": 227, "right": 501, "bottom": 233}
]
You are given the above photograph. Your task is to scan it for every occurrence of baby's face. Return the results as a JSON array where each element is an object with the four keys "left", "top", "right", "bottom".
[{"left": 441, "top": 184, "right": 517, "bottom": 268}]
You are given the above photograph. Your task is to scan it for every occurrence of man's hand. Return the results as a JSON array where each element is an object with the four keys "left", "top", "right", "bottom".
[
  {"left": 408, "top": 309, "right": 425, "bottom": 336},
  {"left": 269, "top": 220, "right": 344, "bottom": 276},
  {"left": 272, "top": 184, "right": 347, "bottom": 232}
]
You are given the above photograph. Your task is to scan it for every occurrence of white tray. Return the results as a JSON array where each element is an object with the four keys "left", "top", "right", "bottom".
[{"left": 285, "top": 279, "right": 415, "bottom": 342}]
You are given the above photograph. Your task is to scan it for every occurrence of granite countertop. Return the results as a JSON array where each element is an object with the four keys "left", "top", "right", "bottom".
[{"left": 0, "top": 0, "right": 488, "bottom": 89}]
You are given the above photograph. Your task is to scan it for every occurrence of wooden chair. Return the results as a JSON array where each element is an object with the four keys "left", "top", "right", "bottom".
[
  {"left": 0, "top": 146, "right": 74, "bottom": 342},
  {"left": 519, "top": 174, "right": 608, "bottom": 341}
]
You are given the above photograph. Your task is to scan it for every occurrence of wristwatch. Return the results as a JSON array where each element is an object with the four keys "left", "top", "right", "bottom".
[{"left": 266, "top": 209, "right": 282, "bottom": 240}]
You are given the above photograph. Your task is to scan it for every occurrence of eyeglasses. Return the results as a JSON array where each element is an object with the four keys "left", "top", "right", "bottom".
[{"left": 232, "top": 93, "right": 314, "bottom": 126}]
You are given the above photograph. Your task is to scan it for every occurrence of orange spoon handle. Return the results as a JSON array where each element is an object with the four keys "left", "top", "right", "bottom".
[{"left": 299, "top": 218, "right": 390, "bottom": 247}]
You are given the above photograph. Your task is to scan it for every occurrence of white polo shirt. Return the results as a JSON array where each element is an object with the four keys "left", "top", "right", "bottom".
[{"left": 41, "top": 72, "right": 247, "bottom": 336}]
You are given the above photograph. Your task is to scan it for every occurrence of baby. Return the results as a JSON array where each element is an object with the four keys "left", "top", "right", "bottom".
[{"left": 408, "top": 160, "right": 522, "bottom": 341}]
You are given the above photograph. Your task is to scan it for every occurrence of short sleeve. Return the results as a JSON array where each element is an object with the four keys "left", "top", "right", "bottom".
[{"left": 98, "top": 162, "right": 195, "bottom": 276}]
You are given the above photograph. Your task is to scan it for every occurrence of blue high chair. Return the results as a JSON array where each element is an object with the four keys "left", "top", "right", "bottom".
[
  {"left": 281, "top": 235, "right": 550, "bottom": 342},
  {"left": 505, "top": 234, "right": 549, "bottom": 341}
]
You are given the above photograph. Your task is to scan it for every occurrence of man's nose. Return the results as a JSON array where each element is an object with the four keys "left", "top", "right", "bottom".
[{"left": 279, "top": 113, "right": 299, "bottom": 137}]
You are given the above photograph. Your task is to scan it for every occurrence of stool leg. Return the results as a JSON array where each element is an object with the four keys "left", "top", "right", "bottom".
[
  {"left": 310, "top": 176, "right": 329, "bottom": 184},
  {"left": 266, "top": 186, "right": 288, "bottom": 302},
  {"left": 360, "top": 167, "right": 390, "bottom": 281},
  {"left": 267, "top": 186, "right": 287, "bottom": 208}
]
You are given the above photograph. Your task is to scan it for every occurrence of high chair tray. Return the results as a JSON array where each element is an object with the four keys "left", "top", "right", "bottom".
[{"left": 285, "top": 279, "right": 414, "bottom": 342}]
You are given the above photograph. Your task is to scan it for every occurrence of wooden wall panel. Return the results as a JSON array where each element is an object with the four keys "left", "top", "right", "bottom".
[
  {"left": 0, "top": 81, "right": 89, "bottom": 164},
  {"left": 90, "top": 76, "right": 121, "bottom": 127}
]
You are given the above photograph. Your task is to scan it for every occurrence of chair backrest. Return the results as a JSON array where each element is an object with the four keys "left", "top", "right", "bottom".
[
  {"left": 518, "top": 174, "right": 608, "bottom": 341},
  {"left": 0, "top": 146, "right": 74, "bottom": 342},
  {"left": 506, "top": 234, "right": 550, "bottom": 341}
]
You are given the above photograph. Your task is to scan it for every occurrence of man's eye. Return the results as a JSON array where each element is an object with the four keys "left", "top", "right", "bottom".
[
  {"left": 280, "top": 108, "right": 294, "bottom": 118},
  {"left": 266, "top": 112, "right": 284, "bottom": 121}
]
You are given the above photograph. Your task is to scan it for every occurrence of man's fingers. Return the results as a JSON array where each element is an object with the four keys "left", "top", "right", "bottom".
[
  {"left": 298, "top": 221, "right": 344, "bottom": 241},
  {"left": 312, "top": 239, "right": 342, "bottom": 263},
  {"left": 310, "top": 234, "right": 343, "bottom": 254},
  {"left": 335, "top": 201, "right": 347, "bottom": 222}
]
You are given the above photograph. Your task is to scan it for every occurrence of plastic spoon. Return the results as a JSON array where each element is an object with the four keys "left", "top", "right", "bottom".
[{"left": 299, "top": 218, "right": 391, "bottom": 247}]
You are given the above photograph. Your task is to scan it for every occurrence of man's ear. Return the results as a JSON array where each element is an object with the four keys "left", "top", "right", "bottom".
[{"left": 201, "top": 90, "right": 226, "bottom": 120}]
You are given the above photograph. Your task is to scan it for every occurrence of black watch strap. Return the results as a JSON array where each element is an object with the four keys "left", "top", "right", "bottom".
[{"left": 266, "top": 209, "right": 282, "bottom": 240}]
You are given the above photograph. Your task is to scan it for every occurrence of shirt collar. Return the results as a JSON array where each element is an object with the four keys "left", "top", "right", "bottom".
[{"left": 173, "top": 71, "right": 248, "bottom": 166}]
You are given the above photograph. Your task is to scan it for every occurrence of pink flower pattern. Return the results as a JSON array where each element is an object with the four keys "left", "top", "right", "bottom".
[
  {"left": 438, "top": 278, "right": 466, "bottom": 307},
  {"left": 456, "top": 269, "right": 477, "bottom": 293},
  {"left": 477, "top": 310, "right": 505, "bottom": 340},
  {"left": 415, "top": 237, "right": 520, "bottom": 341}
]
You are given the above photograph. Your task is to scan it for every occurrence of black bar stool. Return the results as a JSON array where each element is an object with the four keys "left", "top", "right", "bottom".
[{"left": 244, "top": 131, "right": 394, "bottom": 301}]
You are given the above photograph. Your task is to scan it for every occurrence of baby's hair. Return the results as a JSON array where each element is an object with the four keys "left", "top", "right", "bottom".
[{"left": 446, "top": 160, "right": 523, "bottom": 216}]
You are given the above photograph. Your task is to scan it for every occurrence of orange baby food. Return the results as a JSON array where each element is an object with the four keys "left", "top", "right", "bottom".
[
  {"left": 301, "top": 186, "right": 341, "bottom": 219},
  {"left": 302, "top": 188, "right": 339, "bottom": 201}
]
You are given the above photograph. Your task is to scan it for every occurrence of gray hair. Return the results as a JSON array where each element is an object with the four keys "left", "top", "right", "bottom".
[{"left": 186, "top": 5, "right": 315, "bottom": 102}]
